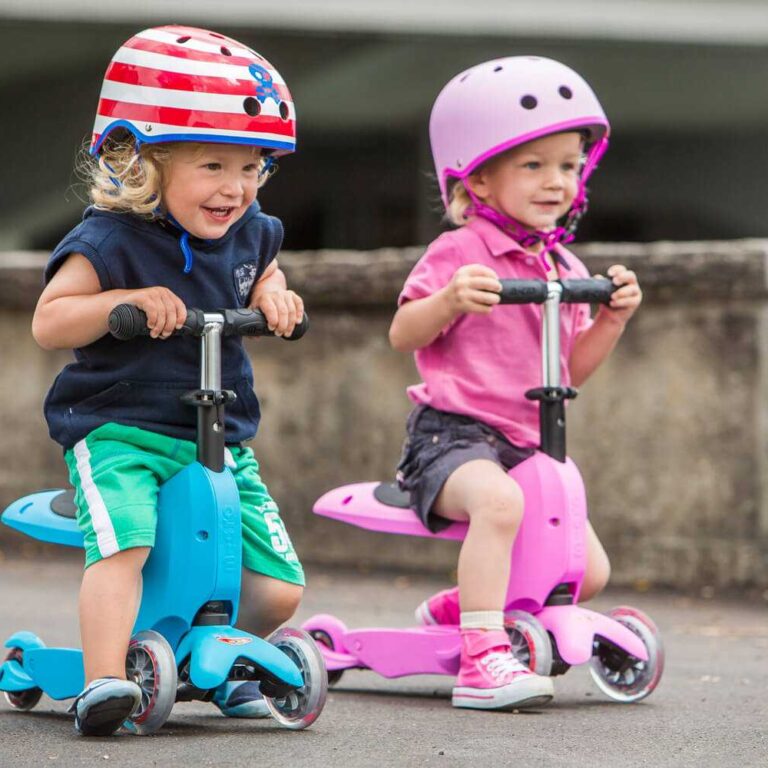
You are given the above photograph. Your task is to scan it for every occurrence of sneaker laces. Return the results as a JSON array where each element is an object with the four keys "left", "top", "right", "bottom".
[{"left": 481, "top": 651, "right": 530, "bottom": 680}]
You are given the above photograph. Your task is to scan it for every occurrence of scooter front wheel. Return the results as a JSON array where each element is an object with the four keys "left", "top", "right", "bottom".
[
  {"left": 263, "top": 627, "right": 327, "bottom": 730},
  {"left": 124, "top": 630, "right": 178, "bottom": 734},
  {"left": 2, "top": 648, "right": 42, "bottom": 711},
  {"left": 589, "top": 606, "right": 664, "bottom": 703},
  {"left": 504, "top": 611, "right": 554, "bottom": 676}
]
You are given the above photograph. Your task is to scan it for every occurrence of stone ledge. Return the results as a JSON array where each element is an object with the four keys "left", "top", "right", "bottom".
[{"left": 3, "top": 240, "right": 768, "bottom": 309}]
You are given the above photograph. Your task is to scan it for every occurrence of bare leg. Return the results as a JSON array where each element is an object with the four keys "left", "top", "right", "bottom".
[
  {"left": 434, "top": 460, "right": 524, "bottom": 613},
  {"left": 79, "top": 547, "right": 150, "bottom": 684},
  {"left": 580, "top": 522, "right": 611, "bottom": 602},
  {"left": 240, "top": 571, "right": 303, "bottom": 637}
]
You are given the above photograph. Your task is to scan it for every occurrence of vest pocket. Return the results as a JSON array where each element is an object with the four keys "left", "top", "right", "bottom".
[{"left": 71, "top": 381, "right": 133, "bottom": 414}]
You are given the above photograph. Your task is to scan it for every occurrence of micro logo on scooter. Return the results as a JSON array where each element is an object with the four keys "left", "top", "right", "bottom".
[{"left": 214, "top": 635, "right": 253, "bottom": 646}]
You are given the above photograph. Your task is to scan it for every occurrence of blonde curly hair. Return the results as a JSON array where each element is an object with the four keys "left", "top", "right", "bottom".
[
  {"left": 446, "top": 178, "right": 474, "bottom": 227},
  {"left": 81, "top": 133, "right": 273, "bottom": 218}
]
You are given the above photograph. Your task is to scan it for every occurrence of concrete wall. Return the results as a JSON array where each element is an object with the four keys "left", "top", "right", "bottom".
[{"left": 1, "top": 242, "right": 767, "bottom": 592}]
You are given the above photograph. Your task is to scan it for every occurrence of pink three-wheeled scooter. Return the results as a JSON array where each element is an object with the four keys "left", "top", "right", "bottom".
[{"left": 303, "top": 277, "right": 664, "bottom": 703}]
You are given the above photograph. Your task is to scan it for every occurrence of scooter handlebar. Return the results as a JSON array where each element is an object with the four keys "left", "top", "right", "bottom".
[
  {"left": 108, "top": 304, "right": 310, "bottom": 341},
  {"left": 499, "top": 277, "right": 616, "bottom": 305}
]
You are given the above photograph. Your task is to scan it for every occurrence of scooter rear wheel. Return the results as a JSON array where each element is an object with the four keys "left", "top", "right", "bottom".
[
  {"left": 2, "top": 648, "right": 42, "bottom": 711},
  {"left": 263, "top": 627, "right": 328, "bottom": 730},
  {"left": 124, "top": 630, "right": 178, "bottom": 734},
  {"left": 303, "top": 614, "right": 349, "bottom": 686},
  {"left": 504, "top": 611, "right": 554, "bottom": 676},
  {"left": 589, "top": 606, "right": 664, "bottom": 703}
]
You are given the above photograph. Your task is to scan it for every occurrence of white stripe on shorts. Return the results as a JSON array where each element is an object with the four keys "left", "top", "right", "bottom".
[{"left": 73, "top": 438, "right": 119, "bottom": 559}]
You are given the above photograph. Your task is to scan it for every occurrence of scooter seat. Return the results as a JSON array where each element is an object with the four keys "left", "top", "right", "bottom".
[
  {"left": 50, "top": 490, "right": 77, "bottom": 519},
  {"left": 314, "top": 481, "right": 467, "bottom": 541},
  {"left": 372, "top": 482, "right": 411, "bottom": 509},
  {"left": 1, "top": 489, "right": 84, "bottom": 548}
]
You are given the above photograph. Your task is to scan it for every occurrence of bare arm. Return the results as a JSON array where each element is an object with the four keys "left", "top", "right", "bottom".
[
  {"left": 32, "top": 254, "right": 187, "bottom": 350},
  {"left": 389, "top": 264, "right": 502, "bottom": 352},
  {"left": 569, "top": 265, "right": 642, "bottom": 387},
  {"left": 569, "top": 312, "right": 626, "bottom": 387},
  {"left": 248, "top": 259, "right": 304, "bottom": 337}
]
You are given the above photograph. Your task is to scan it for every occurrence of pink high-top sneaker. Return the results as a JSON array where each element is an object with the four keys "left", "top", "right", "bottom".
[
  {"left": 414, "top": 586, "right": 461, "bottom": 626},
  {"left": 452, "top": 630, "right": 554, "bottom": 710}
]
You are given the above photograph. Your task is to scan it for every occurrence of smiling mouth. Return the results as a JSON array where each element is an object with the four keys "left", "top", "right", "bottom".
[{"left": 202, "top": 206, "right": 236, "bottom": 219}]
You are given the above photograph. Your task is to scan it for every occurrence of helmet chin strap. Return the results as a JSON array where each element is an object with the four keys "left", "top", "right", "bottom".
[{"left": 464, "top": 189, "right": 575, "bottom": 271}]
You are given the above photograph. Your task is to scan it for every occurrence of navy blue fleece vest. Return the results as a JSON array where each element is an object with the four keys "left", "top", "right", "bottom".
[{"left": 43, "top": 204, "right": 283, "bottom": 448}]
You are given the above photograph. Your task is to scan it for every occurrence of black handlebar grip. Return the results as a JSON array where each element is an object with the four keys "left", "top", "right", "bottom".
[
  {"left": 498, "top": 280, "right": 549, "bottom": 305},
  {"left": 108, "top": 304, "right": 151, "bottom": 340},
  {"left": 222, "top": 310, "right": 309, "bottom": 340},
  {"left": 560, "top": 278, "right": 616, "bottom": 305},
  {"left": 109, "top": 304, "right": 309, "bottom": 340}
]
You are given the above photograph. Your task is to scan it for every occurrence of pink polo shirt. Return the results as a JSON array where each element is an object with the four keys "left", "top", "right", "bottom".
[{"left": 399, "top": 217, "right": 593, "bottom": 449}]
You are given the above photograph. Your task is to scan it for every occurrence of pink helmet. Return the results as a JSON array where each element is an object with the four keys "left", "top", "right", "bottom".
[
  {"left": 430, "top": 56, "right": 609, "bottom": 210},
  {"left": 90, "top": 25, "right": 296, "bottom": 156}
]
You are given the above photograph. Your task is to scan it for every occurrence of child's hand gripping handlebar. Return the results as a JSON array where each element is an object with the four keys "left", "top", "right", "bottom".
[
  {"left": 498, "top": 277, "right": 617, "bottom": 305},
  {"left": 108, "top": 305, "right": 310, "bottom": 341}
]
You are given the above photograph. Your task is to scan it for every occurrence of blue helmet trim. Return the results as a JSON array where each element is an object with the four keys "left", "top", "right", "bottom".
[{"left": 91, "top": 120, "right": 296, "bottom": 156}]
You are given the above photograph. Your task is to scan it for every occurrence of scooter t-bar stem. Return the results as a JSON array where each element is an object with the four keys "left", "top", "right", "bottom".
[
  {"left": 497, "top": 277, "right": 618, "bottom": 462},
  {"left": 108, "top": 304, "right": 309, "bottom": 472}
]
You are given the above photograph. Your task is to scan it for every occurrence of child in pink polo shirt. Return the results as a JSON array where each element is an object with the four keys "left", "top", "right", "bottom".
[{"left": 391, "top": 57, "right": 642, "bottom": 711}]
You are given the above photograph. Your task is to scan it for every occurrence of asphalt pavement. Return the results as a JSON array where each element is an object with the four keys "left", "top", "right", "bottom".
[{"left": 0, "top": 547, "right": 766, "bottom": 768}]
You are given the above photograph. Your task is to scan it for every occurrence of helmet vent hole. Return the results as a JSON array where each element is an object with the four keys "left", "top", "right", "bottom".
[
  {"left": 210, "top": 32, "right": 226, "bottom": 39},
  {"left": 493, "top": 65, "right": 503, "bottom": 72},
  {"left": 459, "top": 73, "right": 470, "bottom": 82},
  {"left": 176, "top": 36, "right": 190, "bottom": 44},
  {"left": 559, "top": 86, "right": 573, "bottom": 99},
  {"left": 279, "top": 102, "right": 290, "bottom": 120},
  {"left": 520, "top": 95, "right": 538, "bottom": 110},
  {"left": 243, "top": 97, "right": 261, "bottom": 117},
  {"left": 221, "top": 46, "right": 232, "bottom": 56}
]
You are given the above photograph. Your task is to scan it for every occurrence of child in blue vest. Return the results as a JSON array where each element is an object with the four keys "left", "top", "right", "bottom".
[{"left": 32, "top": 26, "right": 304, "bottom": 735}]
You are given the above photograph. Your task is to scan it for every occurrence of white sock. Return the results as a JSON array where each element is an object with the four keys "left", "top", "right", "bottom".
[{"left": 460, "top": 610, "right": 504, "bottom": 632}]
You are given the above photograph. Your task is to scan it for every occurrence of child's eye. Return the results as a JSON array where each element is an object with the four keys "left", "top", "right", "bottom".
[
  {"left": 561, "top": 162, "right": 578, "bottom": 172},
  {"left": 203, "top": 162, "right": 221, "bottom": 171},
  {"left": 243, "top": 164, "right": 259, "bottom": 173},
  {"left": 523, "top": 161, "right": 540, "bottom": 170}
]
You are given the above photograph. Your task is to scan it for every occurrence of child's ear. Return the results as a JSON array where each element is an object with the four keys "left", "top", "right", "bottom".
[{"left": 465, "top": 171, "right": 488, "bottom": 199}]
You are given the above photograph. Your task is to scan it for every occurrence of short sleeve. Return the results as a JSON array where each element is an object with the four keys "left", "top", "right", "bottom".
[{"left": 398, "top": 234, "right": 459, "bottom": 307}]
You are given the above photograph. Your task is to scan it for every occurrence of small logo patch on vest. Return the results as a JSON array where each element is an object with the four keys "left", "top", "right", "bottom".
[{"left": 234, "top": 261, "right": 259, "bottom": 303}]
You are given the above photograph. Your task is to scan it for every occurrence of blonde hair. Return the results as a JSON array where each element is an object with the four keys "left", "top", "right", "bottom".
[
  {"left": 81, "top": 133, "right": 273, "bottom": 218},
  {"left": 446, "top": 178, "right": 473, "bottom": 226}
]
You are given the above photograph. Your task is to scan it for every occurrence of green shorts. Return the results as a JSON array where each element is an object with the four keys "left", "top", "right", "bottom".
[{"left": 64, "top": 422, "right": 304, "bottom": 586}]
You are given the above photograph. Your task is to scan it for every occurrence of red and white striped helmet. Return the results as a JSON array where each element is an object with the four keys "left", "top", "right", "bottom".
[{"left": 90, "top": 25, "right": 296, "bottom": 156}]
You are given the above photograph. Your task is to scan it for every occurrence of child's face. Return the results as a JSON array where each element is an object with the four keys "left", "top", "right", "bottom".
[
  {"left": 162, "top": 143, "right": 263, "bottom": 239},
  {"left": 468, "top": 132, "right": 584, "bottom": 232}
]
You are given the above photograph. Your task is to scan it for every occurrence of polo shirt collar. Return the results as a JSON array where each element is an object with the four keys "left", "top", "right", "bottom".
[{"left": 465, "top": 216, "right": 572, "bottom": 270}]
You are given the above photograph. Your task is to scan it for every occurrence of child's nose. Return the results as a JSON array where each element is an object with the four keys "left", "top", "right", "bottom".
[
  {"left": 544, "top": 169, "right": 566, "bottom": 189},
  {"left": 220, "top": 176, "right": 244, "bottom": 197}
]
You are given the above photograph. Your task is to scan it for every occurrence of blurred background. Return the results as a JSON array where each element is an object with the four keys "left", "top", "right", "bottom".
[
  {"left": 2, "top": 1, "right": 768, "bottom": 595},
  {"left": 3, "top": 0, "right": 768, "bottom": 251}
]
